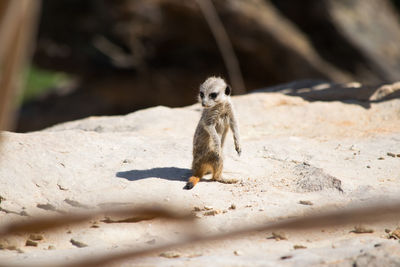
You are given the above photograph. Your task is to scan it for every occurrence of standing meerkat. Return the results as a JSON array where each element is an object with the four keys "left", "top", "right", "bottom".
[{"left": 184, "top": 77, "right": 241, "bottom": 190}]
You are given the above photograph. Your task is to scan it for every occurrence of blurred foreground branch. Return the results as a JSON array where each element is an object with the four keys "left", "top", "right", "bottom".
[
  {"left": 0, "top": 0, "right": 41, "bottom": 132},
  {"left": 1, "top": 199, "right": 400, "bottom": 266}
]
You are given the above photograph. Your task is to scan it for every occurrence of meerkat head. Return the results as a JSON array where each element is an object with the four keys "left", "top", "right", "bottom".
[{"left": 198, "top": 77, "right": 231, "bottom": 108}]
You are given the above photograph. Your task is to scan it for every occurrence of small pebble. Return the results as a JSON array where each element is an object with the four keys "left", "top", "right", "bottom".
[
  {"left": 268, "top": 232, "right": 287, "bottom": 241},
  {"left": 204, "top": 210, "right": 221, "bottom": 216},
  {"left": 204, "top": 205, "right": 213, "bottom": 210},
  {"left": 29, "top": 234, "right": 43, "bottom": 241},
  {"left": 387, "top": 152, "right": 396, "bottom": 157},
  {"left": 159, "top": 251, "right": 181, "bottom": 258},
  {"left": 193, "top": 206, "right": 202, "bottom": 212},
  {"left": 70, "top": 239, "right": 87, "bottom": 248},
  {"left": 48, "top": 245, "right": 56, "bottom": 250},
  {"left": 229, "top": 204, "right": 236, "bottom": 210},
  {"left": 146, "top": 239, "right": 156, "bottom": 245},
  {"left": 233, "top": 250, "right": 242, "bottom": 256},
  {"left": 350, "top": 225, "right": 374, "bottom": 234},
  {"left": 25, "top": 240, "right": 38, "bottom": 247},
  {"left": 366, "top": 165, "right": 371, "bottom": 168},
  {"left": 389, "top": 228, "right": 400, "bottom": 239},
  {"left": 293, "top": 245, "right": 307, "bottom": 249},
  {"left": 378, "top": 157, "right": 385, "bottom": 160},
  {"left": 385, "top": 229, "right": 391, "bottom": 233},
  {"left": 299, "top": 200, "right": 313, "bottom": 206}
]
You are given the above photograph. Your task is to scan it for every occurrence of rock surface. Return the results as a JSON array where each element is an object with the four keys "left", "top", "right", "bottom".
[{"left": 1, "top": 82, "right": 400, "bottom": 266}]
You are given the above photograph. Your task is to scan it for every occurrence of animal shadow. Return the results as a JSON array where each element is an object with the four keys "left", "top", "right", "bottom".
[{"left": 116, "top": 167, "right": 191, "bottom": 182}]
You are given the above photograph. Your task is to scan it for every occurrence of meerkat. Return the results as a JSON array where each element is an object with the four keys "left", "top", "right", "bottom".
[{"left": 184, "top": 77, "right": 241, "bottom": 190}]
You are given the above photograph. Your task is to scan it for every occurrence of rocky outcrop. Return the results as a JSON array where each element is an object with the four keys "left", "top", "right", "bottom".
[{"left": 1, "top": 82, "right": 400, "bottom": 265}]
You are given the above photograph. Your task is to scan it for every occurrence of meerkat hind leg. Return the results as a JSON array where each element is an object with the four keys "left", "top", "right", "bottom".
[{"left": 211, "top": 160, "right": 238, "bottom": 184}]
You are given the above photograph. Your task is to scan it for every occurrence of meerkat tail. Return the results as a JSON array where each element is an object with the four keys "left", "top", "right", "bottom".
[{"left": 184, "top": 176, "right": 200, "bottom": 190}]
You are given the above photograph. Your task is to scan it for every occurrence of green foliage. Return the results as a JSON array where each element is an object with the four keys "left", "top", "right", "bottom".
[{"left": 22, "top": 65, "right": 71, "bottom": 103}]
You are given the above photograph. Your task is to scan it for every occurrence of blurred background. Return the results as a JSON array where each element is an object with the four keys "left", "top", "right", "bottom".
[{"left": 3, "top": 0, "right": 400, "bottom": 132}]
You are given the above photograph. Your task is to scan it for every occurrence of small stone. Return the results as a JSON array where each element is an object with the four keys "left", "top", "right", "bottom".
[
  {"left": 350, "top": 225, "right": 374, "bottom": 234},
  {"left": 366, "top": 165, "right": 371, "bottom": 168},
  {"left": 122, "top": 159, "right": 132, "bottom": 164},
  {"left": 389, "top": 228, "right": 400, "bottom": 239},
  {"left": 387, "top": 152, "right": 396, "bottom": 157},
  {"left": 378, "top": 157, "right": 385, "bottom": 160},
  {"left": 36, "top": 203, "right": 57, "bottom": 211},
  {"left": 397, "top": 154, "right": 400, "bottom": 158},
  {"left": 268, "top": 232, "right": 287, "bottom": 241},
  {"left": 25, "top": 240, "right": 38, "bottom": 247},
  {"left": 233, "top": 250, "right": 242, "bottom": 256},
  {"left": 193, "top": 206, "right": 202, "bottom": 212},
  {"left": 19, "top": 210, "right": 29, "bottom": 216},
  {"left": 146, "top": 239, "right": 156, "bottom": 245},
  {"left": 70, "top": 238, "right": 87, "bottom": 248},
  {"left": 29, "top": 234, "right": 43, "bottom": 241},
  {"left": 48, "top": 245, "right": 56, "bottom": 250},
  {"left": 349, "top": 145, "right": 358, "bottom": 151},
  {"left": 293, "top": 245, "right": 307, "bottom": 249},
  {"left": 204, "top": 205, "right": 213, "bottom": 210},
  {"left": 204, "top": 210, "right": 221, "bottom": 216},
  {"left": 299, "top": 200, "right": 313, "bottom": 206},
  {"left": 229, "top": 204, "right": 236, "bottom": 210},
  {"left": 281, "top": 255, "right": 292, "bottom": 260},
  {"left": 159, "top": 251, "right": 181, "bottom": 258},
  {"left": 57, "top": 184, "right": 68, "bottom": 191},
  {"left": 385, "top": 229, "right": 391, "bottom": 233}
]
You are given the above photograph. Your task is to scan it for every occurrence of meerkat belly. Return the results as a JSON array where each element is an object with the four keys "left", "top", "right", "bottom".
[
  {"left": 215, "top": 115, "right": 229, "bottom": 135},
  {"left": 193, "top": 127, "right": 211, "bottom": 155}
]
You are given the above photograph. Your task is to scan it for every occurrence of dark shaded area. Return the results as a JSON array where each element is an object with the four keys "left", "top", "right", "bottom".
[
  {"left": 116, "top": 167, "right": 191, "bottom": 182},
  {"left": 256, "top": 79, "right": 400, "bottom": 109},
  {"left": 17, "top": 0, "right": 400, "bottom": 132}
]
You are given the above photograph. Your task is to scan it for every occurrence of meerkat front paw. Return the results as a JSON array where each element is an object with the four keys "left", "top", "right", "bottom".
[{"left": 235, "top": 145, "right": 241, "bottom": 156}]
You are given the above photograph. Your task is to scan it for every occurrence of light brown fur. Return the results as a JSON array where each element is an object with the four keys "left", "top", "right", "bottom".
[{"left": 184, "top": 77, "right": 241, "bottom": 190}]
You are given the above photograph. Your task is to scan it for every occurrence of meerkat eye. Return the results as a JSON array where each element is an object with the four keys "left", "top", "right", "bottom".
[
  {"left": 209, "top": 92, "right": 218, "bottom": 99},
  {"left": 199, "top": 92, "right": 204, "bottom": 98}
]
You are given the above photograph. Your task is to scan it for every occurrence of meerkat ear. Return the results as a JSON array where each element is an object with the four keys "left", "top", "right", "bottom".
[{"left": 225, "top": 85, "right": 231, "bottom": 96}]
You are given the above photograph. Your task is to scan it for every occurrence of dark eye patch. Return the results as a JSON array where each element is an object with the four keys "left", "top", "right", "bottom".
[
  {"left": 199, "top": 92, "right": 204, "bottom": 98},
  {"left": 209, "top": 92, "right": 218, "bottom": 99}
]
